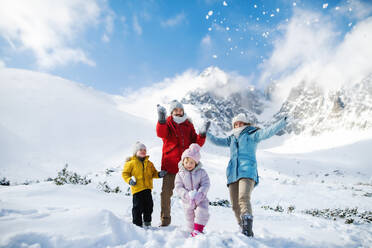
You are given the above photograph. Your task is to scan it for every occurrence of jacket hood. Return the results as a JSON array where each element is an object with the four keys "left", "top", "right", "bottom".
[{"left": 126, "top": 155, "right": 150, "bottom": 162}]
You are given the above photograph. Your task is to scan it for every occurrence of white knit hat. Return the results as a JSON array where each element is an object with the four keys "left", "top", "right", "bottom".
[
  {"left": 133, "top": 141, "right": 146, "bottom": 155},
  {"left": 169, "top": 100, "right": 184, "bottom": 114},
  {"left": 232, "top": 113, "right": 252, "bottom": 128}
]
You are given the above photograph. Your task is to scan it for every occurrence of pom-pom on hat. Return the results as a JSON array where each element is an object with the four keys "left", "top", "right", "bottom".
[{"left": 181, "top": 143, "right": 201, "bottom": 164}]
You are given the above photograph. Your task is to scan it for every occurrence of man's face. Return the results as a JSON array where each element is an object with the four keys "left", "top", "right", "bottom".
[{"left": 172, "top": 108, "right": 184, "bottom": 117}]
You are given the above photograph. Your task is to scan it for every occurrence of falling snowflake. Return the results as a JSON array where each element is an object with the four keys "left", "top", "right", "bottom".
[
  {"left": 227, "top": 37, "right": 232, "bottom": 42},
  {"left": 270, "top": 14, "right": 275, "bottom": 17},
  {"left": 254, "top": 4, "right": 257, "bottom": 8},
  {"left": 212, "top": 54, "right": 218, "bottom": 59},
  {"left": 262, "top": 31, "right": 269, "bottom": 38},
  {"left": 226, "top": 27, "right": 230, "bottom": 31},
  {"left": 223, "top": 1, "right": 228, "bottom": 6},
  {"left": 293, "top": 2, "right": 297, "bottom": 6},
  {"left": 208, "top": 27, "right": 212, "bottom": 31},
  {"left": 276, "top": 8, "right": 280, "bottom": 12},
  {"left": 323, "top": 3, "right": 328, "bottom": 9},
  {"left": 208, "top": 10, "right": 213, "bottom": 16}
]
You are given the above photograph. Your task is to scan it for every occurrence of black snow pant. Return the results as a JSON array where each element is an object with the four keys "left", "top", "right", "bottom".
[{"left": 132, "top": 189, "right": 153, "bottom": 227}]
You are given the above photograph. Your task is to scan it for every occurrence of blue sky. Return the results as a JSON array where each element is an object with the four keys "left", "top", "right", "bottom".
[{"left": 0, "top": 0, "right": 371, "bottom": 94}]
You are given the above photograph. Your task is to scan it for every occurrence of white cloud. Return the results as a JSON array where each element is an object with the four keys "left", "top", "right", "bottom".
[
  {"left": 259, "top": 9, "right": 372, "bottom": 103},
  {"left": 0, "top": 0, "right": 112, "bottom": 69},
  {"left": 133, "top": 15, "right": 143, "bottom": 35},
  {"left": 161, "top": 13, "right": 186, "bottom": 28},
  {"left": 102, "top": 11, "right": 115, "bottom": 43},
  {"left": 335, "top": 0, "right": 372, "bottom": 20}
]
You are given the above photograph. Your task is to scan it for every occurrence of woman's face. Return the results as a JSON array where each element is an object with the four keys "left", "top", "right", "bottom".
[
  {"left": 234, "top": 121, "right": 248, "bottom": 129},
  {"left": 183, "top": 157, "right": 196, "bottom": 171}
]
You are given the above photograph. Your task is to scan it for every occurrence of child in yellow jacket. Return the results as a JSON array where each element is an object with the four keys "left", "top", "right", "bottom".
[{"left": 122, "top": 142, "right": 167, "bottom": 228}]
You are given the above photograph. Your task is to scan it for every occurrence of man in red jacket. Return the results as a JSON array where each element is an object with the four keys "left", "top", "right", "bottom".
[{"left": 156, "top": 100, "right": 210, "bottom": 226}]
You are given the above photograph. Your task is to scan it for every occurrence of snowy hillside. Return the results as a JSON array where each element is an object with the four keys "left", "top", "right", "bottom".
[{"left": 0, "top": 68, "right": 159, "bottom": 182}]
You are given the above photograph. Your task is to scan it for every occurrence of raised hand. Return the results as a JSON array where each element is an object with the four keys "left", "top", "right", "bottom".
[
  {"left": 157, "top": 104, "right": 167, "bottom": 124},
  {"left": 200, "top": 120, "right": 211, "bottom": 137}
]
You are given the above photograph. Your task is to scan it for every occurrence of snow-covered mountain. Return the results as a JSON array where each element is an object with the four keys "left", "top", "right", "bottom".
[{"left": 268, "top": 74, "right": 372, "bottom": 136}]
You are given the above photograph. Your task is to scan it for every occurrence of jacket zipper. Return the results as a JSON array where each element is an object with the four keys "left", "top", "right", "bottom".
[{"left": 190, "top": 170, "right": 194, "bottom": 191}]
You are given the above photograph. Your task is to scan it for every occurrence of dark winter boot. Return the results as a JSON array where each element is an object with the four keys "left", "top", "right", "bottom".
[
  {"left": 241, "top": 214, "right": 254, "bottom": 237},
  {"left": 144, "top": 222, "right": 151, "bottom": 230}
]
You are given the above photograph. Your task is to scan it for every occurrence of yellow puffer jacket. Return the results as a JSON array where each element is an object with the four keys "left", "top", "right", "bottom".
[{"left": 122, "top": 155, "right": 159, "bottom": 195}]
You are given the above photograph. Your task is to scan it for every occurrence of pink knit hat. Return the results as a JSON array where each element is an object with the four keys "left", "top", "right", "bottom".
[{"left": 181, "top": 143, "right": 201, "bottom": 164}]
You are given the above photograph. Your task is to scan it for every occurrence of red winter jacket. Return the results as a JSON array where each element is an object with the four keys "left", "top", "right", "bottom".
[{"left": 156, "top": 116, "right": 206, "bottom": 174}]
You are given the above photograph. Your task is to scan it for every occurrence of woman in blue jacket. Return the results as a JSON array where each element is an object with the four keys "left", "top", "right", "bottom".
[{"left": 207, "top": 113, "right": 287, "bottom": 237}]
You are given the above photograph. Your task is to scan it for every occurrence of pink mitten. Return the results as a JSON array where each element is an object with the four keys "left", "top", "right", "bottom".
[{"left": 194, "top": 192, "right": 205, "bottom": 205}]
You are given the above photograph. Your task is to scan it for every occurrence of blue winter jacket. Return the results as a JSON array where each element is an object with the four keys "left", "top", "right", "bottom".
[{"left": 207, "top": 118, "right": 287, "bottom": 186}]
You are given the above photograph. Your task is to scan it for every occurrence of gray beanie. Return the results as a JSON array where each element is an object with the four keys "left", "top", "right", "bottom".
[
  {"left": 133, "top": 141, "right": 146, "bottom": 155},
  {"left": 169, "top": 100, "right": 184, "bottom": 114}
]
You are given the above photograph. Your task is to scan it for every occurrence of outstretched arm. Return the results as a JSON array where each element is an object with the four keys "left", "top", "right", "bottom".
[
  {"left": 207, "top": 132, "right": 231, "bottom": 147},
  {"left": 253, "top": 118, "right": 287, "bottom": 142}
]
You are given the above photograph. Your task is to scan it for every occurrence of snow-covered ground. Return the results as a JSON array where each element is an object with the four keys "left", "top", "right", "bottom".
[
  {"left": 1, "top": 68, "right": 371, "bottom": 247},
  {"left": 1, "top": 141, "right": 372, "bottom": 248}
]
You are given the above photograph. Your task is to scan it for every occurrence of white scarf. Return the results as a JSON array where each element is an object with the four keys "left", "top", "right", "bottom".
[
  {"left": 232, "top": 126, "right": 248, "bottom": 139},
  {"left": 173, "top": 114, "right": 188, "bottom": 124}
]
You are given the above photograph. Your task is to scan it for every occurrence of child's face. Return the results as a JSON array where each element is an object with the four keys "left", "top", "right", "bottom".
[
  {"left": 172, "top": 108, "right": 184, "bottom": 117},
  {"left": 183, "top": 157, "right": 196, "bottom": 171},
  {"left": 136, "top": 148, "right": 147, "bottom": 158},
  {"left": 234, "top": 121, "right": 249, "bottom": 129}
]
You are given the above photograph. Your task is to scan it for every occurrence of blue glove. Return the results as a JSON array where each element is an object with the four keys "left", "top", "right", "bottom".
[
  {"left": 129, "top": 179, "right": 136, "bottom": 186},
  {"left": 158, "top": 170, "right": 167, "bottom": 178}
]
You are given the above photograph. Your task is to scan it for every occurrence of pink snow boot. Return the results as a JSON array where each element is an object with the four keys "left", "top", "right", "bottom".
[{"left": 191, "top": 223, "right": 205, "bottom": 237}]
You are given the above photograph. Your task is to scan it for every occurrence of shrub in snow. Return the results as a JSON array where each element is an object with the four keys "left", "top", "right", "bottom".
[
  {"left": 0, "top": 177, "right": 10, "bottom": 186},
  {"left": 53, "top": 164, "right": 91, "bottom": 185},
  {"left": 125, "top": 187, "right": 131, "bottom": 196},
  {"left": 261, "top": 205, "right": 285, "bottom": 212},
  {"left": 303, "top": 207, "right": 372, "bottom": 224},
  {"left": 209, "top": 199, "right": 231, "bottom": 207},
  {"left": 97, "top": 181, "right": 121, "bottom": 193},
  {"left": 105, "top": 168, "right": 116, "bottom": 176}
]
